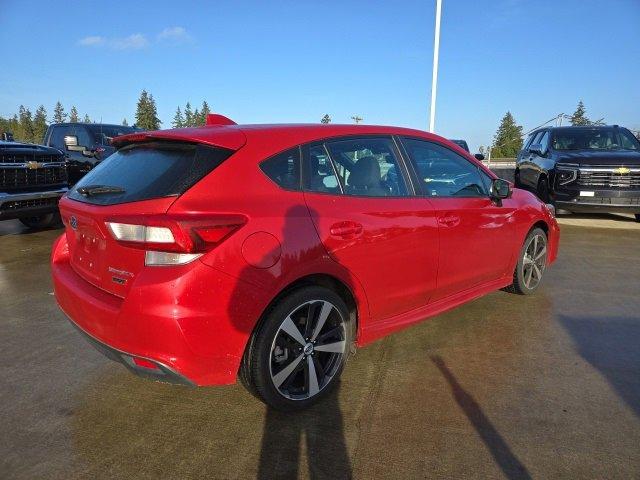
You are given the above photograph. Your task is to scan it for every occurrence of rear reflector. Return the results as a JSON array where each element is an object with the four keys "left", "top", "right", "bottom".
[{"left": 132, "top": 357, "right": 160, "bottom": 370}]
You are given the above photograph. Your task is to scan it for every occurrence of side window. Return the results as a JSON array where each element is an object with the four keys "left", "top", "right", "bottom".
[
  {"left": 304, "top": 144, "right": 341, "bottom": 194},
  {"left": 538, "top": 131, "right": 550, "bottom": 154},
  {"left": 260, "top": 148, "right": 301, "bottom": 191},
  {"left": 48, "top": 126, "right": 66, "bottom": 149},
  {"left": 522, "top": 133, "right": 535, "bottom": 151},
  {"left": 530, "top": 131, "right": 544, "bottom": 148},
  {"left": 619, "top": 130, "right": 639, "bottom": 150},
  {"left": 401, "top": 138, "right": 488, "bottom": 198},
  {"left": 324, "top": 137, "right": 409, "bottom": 197}
]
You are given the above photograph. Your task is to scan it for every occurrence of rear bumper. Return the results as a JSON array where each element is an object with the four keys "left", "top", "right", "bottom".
[
  {"left": 0, "top": 188, "right": 67, "bottom": 220},
  {"left": 51, "top": 233, "right": 267, "bottom": 386},
  {"left": 65, "top": 316, "right": 195, "bottom": 385}
]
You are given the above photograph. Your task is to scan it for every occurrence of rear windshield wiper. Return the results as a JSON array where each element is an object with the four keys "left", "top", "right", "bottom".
[{"left": 77, "top": 185, "right": 126, "bottom": 196}]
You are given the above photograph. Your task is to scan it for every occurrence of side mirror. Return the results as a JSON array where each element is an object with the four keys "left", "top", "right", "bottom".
[
  {"left": 64, "top": 135, "right": 78, "bottom": 147},
  {"left": 529, "top": 143, "right": 545, "bottom": 156},
  {"left": 64, "top": 135, "right": 85, "bottom": 152},
  {"left": 474, "top": 153, "right": 485, "bottom": 161},
  {"left": 490, "top": 178, "right": 511, "bottom": 200}
]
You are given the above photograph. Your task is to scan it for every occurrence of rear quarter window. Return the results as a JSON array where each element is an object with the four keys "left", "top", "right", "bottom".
[
  {"left": 67, "top": 141, "right": 233, "bottom": 205},
  {"left": 259, "top": 148, "right": 301, "bottom": 191}
]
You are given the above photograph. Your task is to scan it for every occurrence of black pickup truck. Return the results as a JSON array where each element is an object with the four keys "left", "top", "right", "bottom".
[
  {"left": 516, "top": 125, "right": 640, "bottom": 221},
  {"left": 0, "top": 140, "right": 67, "bottom": 228},
  {"left": 42, "top": 123, "right": 140, "bottom": 185}
]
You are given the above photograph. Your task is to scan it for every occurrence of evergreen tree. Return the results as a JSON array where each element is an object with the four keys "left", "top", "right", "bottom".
[
  {"left": 570, "top": 100, "right": 591, "bottom": 126},
  {"left": 193, "top": 108, "right": 200, "bottom": 127},
  {"left": 320, "top": 114, "right": 331, "bottom": 124},
  {"left": 184, "top": 102, "right": 193, "bottom": 127},
  {"left": 83, "top": 114, "right": 91, "bottom": 123},
  {"left": 199, "top": 101, "right": 211, "bottom": 125},
  {"left": 491, "top": 112, "right": 523, "bottom": 158},
  {"left": 135, "top": 90, "right": 161, "bottom": 130},
  {"left": 172, "top": 107, "right": 184, "bottom": 128},
  {"left": 33, "top": 105, "right": 48, "bottom": 143},
  {"left": 18, "top": 105, "right": 34, "bottom": 142},
  {"left": 52, "top": 101, "right": 66, "bottom": 124},
  {"left": 122, "top": 118, "right": 128, "bottom": 126},
  {"left": 69, "top": 106, "right": 79, "bottom": 123}
]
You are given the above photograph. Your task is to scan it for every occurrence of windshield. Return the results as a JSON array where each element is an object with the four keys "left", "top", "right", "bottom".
[
  {"left": 552, "top": 128, "right": 640, "bottom": 151},
  {"left": 86, "top": 125, "right": 140, "bottom": 146},
  {"left": 67, "top": 141, "right": 233, "bottom": 205}
]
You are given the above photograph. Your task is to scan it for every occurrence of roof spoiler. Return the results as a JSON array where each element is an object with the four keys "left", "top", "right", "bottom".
[{"left": 206, "top": 114, "right": 237, "bottom": 126}]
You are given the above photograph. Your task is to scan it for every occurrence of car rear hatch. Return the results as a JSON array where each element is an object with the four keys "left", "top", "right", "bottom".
[{"left": 59, "top": 132, "right": 243, "bottom": 298}]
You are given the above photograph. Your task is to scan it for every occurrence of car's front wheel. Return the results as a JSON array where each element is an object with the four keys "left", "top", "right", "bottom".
[
  {"left": 504, "top": 227, "right": 548, "bottom": 295},
  {"left": 241, "top": 286, "right": 352, "bottom": 411},
  {"left": 536, "top": 177, "right": 551, "bottom": 203}
]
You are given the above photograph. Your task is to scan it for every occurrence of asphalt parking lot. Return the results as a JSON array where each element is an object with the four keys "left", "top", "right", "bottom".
[{"left": 1, "top": 216, "right": 639, "bottom": 480}]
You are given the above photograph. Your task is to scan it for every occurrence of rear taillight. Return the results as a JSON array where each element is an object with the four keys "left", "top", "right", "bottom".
[{"left": 105, "top": 215, "right": 246, "bottom": 265}]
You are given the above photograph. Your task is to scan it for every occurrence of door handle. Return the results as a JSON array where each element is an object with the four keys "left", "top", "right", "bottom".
[
  {"left": 330, "top": 221, "right": 363, "bottom": 239},
  {"left": 438, "top": 214, "right": 460, "bottom": 227}
]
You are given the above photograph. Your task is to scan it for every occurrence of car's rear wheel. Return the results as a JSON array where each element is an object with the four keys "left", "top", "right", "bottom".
[
  {"left": 19, "top": 212, "right": 59, "bottom": 230},
  {"left": 504, "top": 227, "right": 548, "bottom": 295},
  {"left": 241, "top": 286, "right": 352, "bottom": 411}
]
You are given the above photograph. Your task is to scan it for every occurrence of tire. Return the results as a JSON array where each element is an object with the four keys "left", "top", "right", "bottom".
[
  {"left": 19, "top": 212, "right": 59, "bottom": 229},
  {"left": 635, "top": 214, "right": 640, "bottom": 223},
  {"left": 241, "top": 285, "right": 352, "bottom": 411},
  {"left": 536, "top": 177, "right": 551, "bottom": 203},
  {"left": 504, "top": 227, "right": 548, "bottom": 295},
  {"left": 514, "top": 169, "right": 522, "bottom": 188}
]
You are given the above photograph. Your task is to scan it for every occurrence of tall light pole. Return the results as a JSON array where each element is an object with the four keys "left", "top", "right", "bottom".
[{"left": 429, "top": 0, "right": 442, "bottom": 133}]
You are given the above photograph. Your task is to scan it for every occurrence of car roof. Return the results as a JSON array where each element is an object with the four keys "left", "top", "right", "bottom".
[{"left": 113, "top": 123, "right": 444, "bottom": 152}]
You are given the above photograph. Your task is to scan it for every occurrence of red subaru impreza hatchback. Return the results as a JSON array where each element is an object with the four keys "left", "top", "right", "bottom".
[{"left": 52, "top": 118, "right": 559, "bottom": 411}]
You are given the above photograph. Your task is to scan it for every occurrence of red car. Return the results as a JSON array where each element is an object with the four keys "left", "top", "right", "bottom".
[{"left": 52, "top": 118, "right": 559, "bottom": 411}]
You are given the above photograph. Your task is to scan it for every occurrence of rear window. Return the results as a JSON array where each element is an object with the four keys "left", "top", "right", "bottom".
[{"left": 68, "top": 141, "right": 233, "bottom": 205}]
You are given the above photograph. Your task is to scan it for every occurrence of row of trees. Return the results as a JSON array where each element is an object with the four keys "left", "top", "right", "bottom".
[
  {"left": 490, "top": 101, "right": 599, "bottom": 158},
  {"left": 172, "top": 101, "right": 212, "bottom": 128},
  {"left": 0, "top": 102, "right": 97, "bottom": 143},
  {"left": 0, "top": 89, "right": 211, "bottom": 143},
  {"left": 134, "top": 90, "right": 214, "bottom": 130}
]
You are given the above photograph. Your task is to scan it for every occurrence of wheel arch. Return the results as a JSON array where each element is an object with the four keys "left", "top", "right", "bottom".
[
  {"left": 530, "top": 219, "right": 549, "bottom": 237},
  {"left": 239, "top": 272, "right": 362, "bottom": 379}
]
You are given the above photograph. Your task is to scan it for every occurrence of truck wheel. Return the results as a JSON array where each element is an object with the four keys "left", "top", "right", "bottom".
[
  {"left": 514, "top": 169, "right": 522, "bottom": 188},
  {"left": 504, "top": 227, "right": 548, "bottom": 295},
  {"left": 537, "top": 177, "right": 551, "bottom": 203},
  {"left": 19, "top": 213, "right": 58, "bottom": 229},
  {"left": 241, "top": 286, "right": 352, "bottom": 411}
]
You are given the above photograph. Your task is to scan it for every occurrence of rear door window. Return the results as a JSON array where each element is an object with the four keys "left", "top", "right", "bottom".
[
  {"left": 67, "top": 141, "right": 233, "bottom": 205},
  {"left": 324, "top": 137, "right": 409, "bottom": 197},
  {"left": 303, "top": 143, "right": 341, "bottom": 194}
]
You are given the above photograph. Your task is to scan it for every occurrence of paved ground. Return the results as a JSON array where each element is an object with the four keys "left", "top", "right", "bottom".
[{"left": 1, "top": 218, "right": 639, "bottom": 479}]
